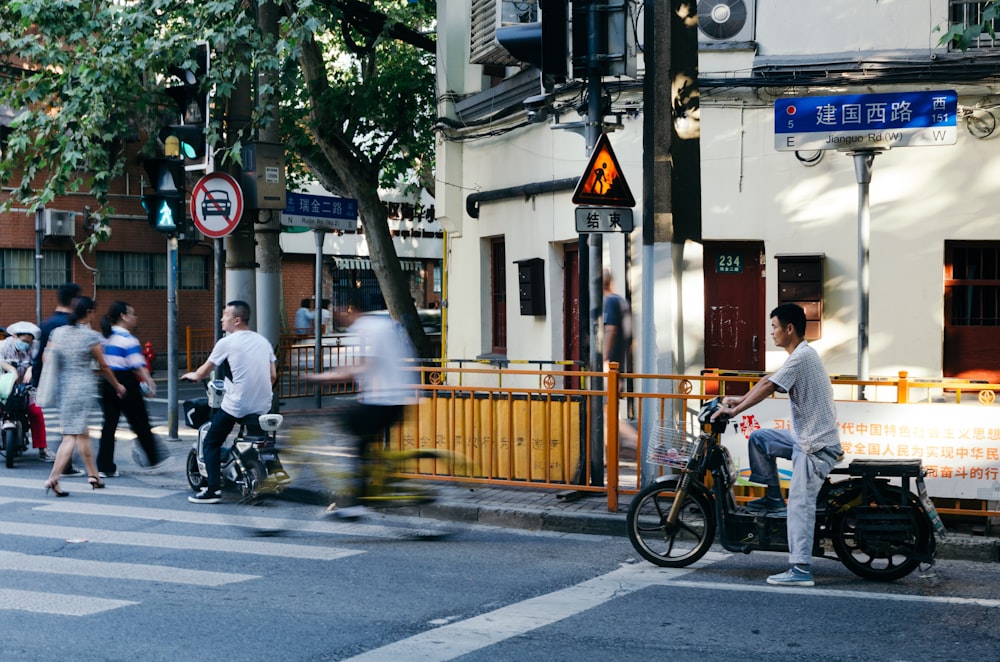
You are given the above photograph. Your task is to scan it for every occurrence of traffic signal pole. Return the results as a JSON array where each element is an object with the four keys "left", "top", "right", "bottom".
[{"left": 585, "top": 0, "right": 605, "bottom": 486}]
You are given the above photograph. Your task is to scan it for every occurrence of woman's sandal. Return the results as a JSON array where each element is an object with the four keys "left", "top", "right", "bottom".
[
  {"left": 88, "top": 475, "right": 106, "bottom": 490},
  {"left": 44, "top": 480, "right": 69, "bottom": 497}
]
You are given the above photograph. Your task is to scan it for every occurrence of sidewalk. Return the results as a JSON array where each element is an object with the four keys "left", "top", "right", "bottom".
[{"left": 274, "top": 410, "right": 1000, "bottom": 565}]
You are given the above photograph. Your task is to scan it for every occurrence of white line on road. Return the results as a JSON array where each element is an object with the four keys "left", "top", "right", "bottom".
[
  {"left": 342, "top": 554, "right": 1000, "bottom": 661},
  {"left": 0, "top": 476, "right": 178, "bottom": 498},
  {"left": 0, "top": 550, "right": 258, "bottom": 586},
  {"left": 0, "top": 588, "right": 137, "bottom": 616},
  {"left": 2, "top": 521, "right": 361, "bottom": 561},
  {"left": 34, "top": 501, "right": 453, "bottom": 540}
]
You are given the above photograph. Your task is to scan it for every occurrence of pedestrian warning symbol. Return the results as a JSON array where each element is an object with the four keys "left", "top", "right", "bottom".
[{"left": 571, "top": 133, "right": 636, "bottom": 207}]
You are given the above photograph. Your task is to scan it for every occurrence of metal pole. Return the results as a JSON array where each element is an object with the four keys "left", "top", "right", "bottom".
[
  {"left": 850, "top": 150, "right": 877, "bottom": 400},
  {"left": 167, "top": 236, "right": 179, "bottom": 439},
  {"left": 214, "top": 238, "right": 224, "bottom": 343},
  {"left": 586, "top": 0, "right": 605, "bottom": 486},
  {"left": 34, "top": 209, "right": 43, "bottom": 324},
  {"left": 313, "top": 229, "right": 326, "bottom": 409}
]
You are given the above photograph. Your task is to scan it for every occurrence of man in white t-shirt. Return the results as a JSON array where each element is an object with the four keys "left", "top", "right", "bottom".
[
  {"left": 305, "top": 294, "right": 417, "bottom": 517},
  {"left": 712, "top": 303, "right": 843, "bottom": 587},
  {"left": 182, "top": 300, "right": 276, "bottom": 503}
]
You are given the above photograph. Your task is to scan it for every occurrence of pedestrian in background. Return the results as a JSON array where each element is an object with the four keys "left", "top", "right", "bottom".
[
  {"left": 0, "top": 321, "right": 51, "bottom": 461},
  {"left": 42, "top": 297, "right": 126, "bottom": 496},
  {"left": 294, "top": 298, "right": 314, "bottom": 335},
  {"left": 34, "top": 282, "right": 86, "bottom": 477},
  {"left": 603, "top": 268, "right": 637, "bottom": 460},
  {"left": 97, "top": 301, "right": 165, "bottom": 478}
]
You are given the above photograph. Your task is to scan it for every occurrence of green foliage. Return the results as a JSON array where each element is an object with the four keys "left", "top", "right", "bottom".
[
  {"left": 0, "top": 0, "right": 436, "bottom": 236},
  {"left": 938, "top": 1, "right": 1000, "bottom": 51}
]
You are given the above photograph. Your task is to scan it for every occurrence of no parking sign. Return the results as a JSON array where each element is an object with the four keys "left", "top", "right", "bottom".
[{"left": 190, "top": 172, "right": 244, "bottom": 238}]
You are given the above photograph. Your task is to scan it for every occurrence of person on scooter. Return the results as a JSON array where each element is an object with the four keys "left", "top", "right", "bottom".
[
  {"left": 712, "top": 303, "right": 844, "bottom": 587},
  {"left": 181, "top": 300, "right": 276, "bottom": 504},
  {"left": 0, "top": 321, "right": 51, "bottom": 461},
  {"left": 303, "top": 292, "right": 418, "bottom": 519}
]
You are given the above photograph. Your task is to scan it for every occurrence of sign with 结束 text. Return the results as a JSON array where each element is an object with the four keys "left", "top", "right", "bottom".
[{"left": 774, "top": 90, "right": 958, "bottom": 151}]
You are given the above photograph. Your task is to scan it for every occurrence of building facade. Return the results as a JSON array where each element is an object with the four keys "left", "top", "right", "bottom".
[{"left": 437, "top": 0, "right": 1000, "bottom": 388}]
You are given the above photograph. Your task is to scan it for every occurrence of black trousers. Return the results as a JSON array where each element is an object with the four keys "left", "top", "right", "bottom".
[
  {"left": 340, "top": 402, "right": 404, "bottom": 501},
  {"left": 98, "top": 371, "right": 158, "bottom": 474}
]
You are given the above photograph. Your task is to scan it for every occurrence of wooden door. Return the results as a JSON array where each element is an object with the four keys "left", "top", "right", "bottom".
[
  {"left": 944, "top": 241, "right": 1000, "bottom": 382},
  {"left": 563, "top": 242, "right": 580, "bottom": 388},
  {"left": 703, "top": 241, "right": 766, "bottom": 394}
]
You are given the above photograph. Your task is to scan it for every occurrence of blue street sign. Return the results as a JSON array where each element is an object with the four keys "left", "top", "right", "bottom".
[
  {"left": 282, "top": 191, "right": 358, "bottom": 231},
  {"left": 774, "top": 90, "right": 958, "bottom": 151}
]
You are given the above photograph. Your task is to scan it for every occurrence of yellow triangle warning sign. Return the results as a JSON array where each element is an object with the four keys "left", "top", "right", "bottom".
[{"left": 571, "top": 133, "right": 636, "bottom": 207}]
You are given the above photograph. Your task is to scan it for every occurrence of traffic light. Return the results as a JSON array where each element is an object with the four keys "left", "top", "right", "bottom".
[
  {"left": 571, "top": 0, "right": 637, "bottom": 80},
  {"left": 142, "top": 157, "right": 185, "bottom": 234},
  {"left": 160, "top": 44, "right": 210, "bottom": 164},
  {"left": 495, "top": 0, "right": 569, "bottom": 82}
]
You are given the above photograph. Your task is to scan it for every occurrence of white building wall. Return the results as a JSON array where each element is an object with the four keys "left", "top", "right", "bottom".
[{"left": 437, "top": 0, "right": 1000, "bottom": 383}]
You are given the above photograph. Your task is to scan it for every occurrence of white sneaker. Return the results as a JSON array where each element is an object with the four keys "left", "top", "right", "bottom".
[
  {"left": 332, "top": 505, "right": 371, "bottom": 520},
  {"left": 188, "top": 488, "right": 222, "bottom": 504}
]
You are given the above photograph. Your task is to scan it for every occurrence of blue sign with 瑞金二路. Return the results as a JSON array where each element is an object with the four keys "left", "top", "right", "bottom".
[
  {"left": 774, "top": 90, "right": 957, "bottom": 152},
  {"left": 282, "top": 191, "right": 358, "bottom": 231}
]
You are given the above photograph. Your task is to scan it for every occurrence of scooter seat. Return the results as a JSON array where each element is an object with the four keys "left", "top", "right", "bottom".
[{"left": 848, "top": 458, "right": 923, "bottom": 478}]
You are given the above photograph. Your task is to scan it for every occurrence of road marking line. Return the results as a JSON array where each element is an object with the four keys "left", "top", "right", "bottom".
[
  {"left": 342, "top": 558, "right": 718, "bottom": 662},
  {"left": 343, "top": 553, "right": 1000, "bottom": 661},
  {"left": 0, "top": 476, "right": 176, "bottom": 499},
  {"left": 0, "top": 550, "right": 258, "bottom": 586},
  {"left": 33, "top": 501, "right": 450, "bottom": 539},
  {"left": 0, "top": 588, "right": 136, "bottom": 616},
  {"left": 665, "top": 579, "right": 1000, "bottom": 607},
  {"left": 1, "top": 521, "right": 360, "bottom": 561}
]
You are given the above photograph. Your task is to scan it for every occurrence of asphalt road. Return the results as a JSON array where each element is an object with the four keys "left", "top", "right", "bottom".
[{"left": 2, "top": 459, "right": 999, "bottom": 662}]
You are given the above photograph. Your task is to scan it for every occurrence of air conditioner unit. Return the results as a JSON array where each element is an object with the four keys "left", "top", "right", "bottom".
[
  {"left": 43, "top": 209, "right": 76, "bottom": 238},
  {"left": 697, "top": 0, "right": 755, "bottom": 45},
  {"left": 470, "top": 0, "right": 537, "bottom": 66}
]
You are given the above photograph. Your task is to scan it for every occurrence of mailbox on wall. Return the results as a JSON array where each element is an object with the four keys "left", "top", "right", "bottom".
[
  {"left": 515, "top": 258, "right": 545, "bottom": 316},
  {"left": 775, "top": 253, "right": 824, "bottom": 340}
]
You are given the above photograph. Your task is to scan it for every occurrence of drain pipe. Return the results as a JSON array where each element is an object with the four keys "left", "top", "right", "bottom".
[{"left": 466, "top": 178, "right": 578, "bottom": 218}]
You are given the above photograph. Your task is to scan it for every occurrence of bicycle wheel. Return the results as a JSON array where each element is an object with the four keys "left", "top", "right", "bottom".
[
  {"left": 627, "top": 478, "right": 716, "bottom": 568},
  {"left": 831, "top": 495, "right": 932, "bottom": 582}
]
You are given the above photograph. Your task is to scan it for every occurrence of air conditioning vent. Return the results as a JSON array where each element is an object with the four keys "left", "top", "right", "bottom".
[
  {"left": 43, "top": 209, "right": 76, "bottom": 237},
  {"left": 698, "top": 0, "right": 754, "bottom": 45},
  {"left": 470, "top": 0, "right": 537, "bottom": 66}
]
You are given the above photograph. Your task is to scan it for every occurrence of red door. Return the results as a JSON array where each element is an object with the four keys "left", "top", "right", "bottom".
[
  {"left": 703, "top": 241, "right": 766, "bottom": 394},
  {"left": 563, "top": 242, "right": 581, "bottom": 388}
]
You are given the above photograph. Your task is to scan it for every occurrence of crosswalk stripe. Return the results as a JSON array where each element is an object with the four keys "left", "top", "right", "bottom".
[
  {"left": 34, "top": 501, "right": 450, "bottom": 540},
  {"left": 2, "top": 521, "right": 361, "bottom": 561},
  {"left": 0, "top": 588, "right": 137, "bottom": 616},
  {"left": 0, "top": 550, "right": 258, "bottom": 586},
  {"left": 0, "top": 477, "right": 177, "bottom": 499}
]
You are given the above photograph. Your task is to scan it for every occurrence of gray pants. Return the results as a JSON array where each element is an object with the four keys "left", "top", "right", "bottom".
[{"left": 748, "top": 429, "right": 842, "bottom": 565}]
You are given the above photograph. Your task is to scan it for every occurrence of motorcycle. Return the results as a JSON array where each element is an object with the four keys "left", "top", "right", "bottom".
[
  {"left": 0, "top": 373, "right": 32, "bottom": 469},
  {"left": 627, "top": 397, "right": 945, "bottom": 581},
  {"left": 182, "top": 379, "right": 290, "bottom": 499}
]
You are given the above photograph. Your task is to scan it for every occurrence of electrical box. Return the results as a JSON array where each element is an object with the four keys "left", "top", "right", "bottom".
[
  {"left": 776, "top": 253, "right": 824, "bottom": 340},
  {"left": 240, "top": 142, "right": 286, "bottom": 210},
  {"left": 43, "top": 209, "right": 76, "bottom": 237},
  {"left": 515, "top": 257, "right": 545, "bottom": 316}
]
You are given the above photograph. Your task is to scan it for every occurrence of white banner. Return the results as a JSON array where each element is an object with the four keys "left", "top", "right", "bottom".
[{"left": 719, "top": 399, "right": 1000, "bottom": 500}]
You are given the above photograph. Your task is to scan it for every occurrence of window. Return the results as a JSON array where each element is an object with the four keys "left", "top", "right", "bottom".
[
  {"left": 96, "top": 252, "right": 208, "bottom": 290},
  {"left": 0, "top": 249, "right": 70, "bottom": 288},
  {"left": 945, "top": 241, "right": 1000, "bottom": 326},
  {"left": 433, "top": 263, "right": 442, "bottom": 294},
  {"left": 949, "top": 1, "right": 1000, "bottom": 49},
  {"left": 490, "top": 237, "right": 507, "bottom": 353}
]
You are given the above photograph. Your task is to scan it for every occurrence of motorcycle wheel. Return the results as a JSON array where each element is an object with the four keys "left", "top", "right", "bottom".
[
  {"left": 627, "top": 477, "right": 716, "bottom": 568},
  {"left": 237, "top": 457, "right": 265, "bottom": 499},
  {"left": 186, "top": 449, "right": 207, "bottom": 491},
  {"left": 831, "top": 495, "right": 932, "bottom": 582},
  {"left": 4, "top": 426, "right": 17, "bottom": 469}
]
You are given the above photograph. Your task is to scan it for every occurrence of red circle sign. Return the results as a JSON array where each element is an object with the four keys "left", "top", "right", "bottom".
[{"left": 190, "top": 172, "right": 244, "bottom": 239}]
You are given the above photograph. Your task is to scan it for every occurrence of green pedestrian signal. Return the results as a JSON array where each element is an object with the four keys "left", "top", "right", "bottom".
[{"left": 142, "top": 157, "right": 185, "bottom": 235}]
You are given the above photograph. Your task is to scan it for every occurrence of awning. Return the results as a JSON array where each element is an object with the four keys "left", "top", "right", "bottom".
[{"left": 332, "top": 257, "right": 423, "bottom": 271}]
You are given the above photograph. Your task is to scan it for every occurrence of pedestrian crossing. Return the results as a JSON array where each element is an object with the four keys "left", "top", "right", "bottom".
[{"left": 0, "top": 476, "right": 375, "bottom": 616}]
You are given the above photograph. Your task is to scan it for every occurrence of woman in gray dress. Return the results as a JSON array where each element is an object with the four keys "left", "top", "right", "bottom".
[{"left": 43, "top": 297, "right": 125, "bottom": 496}]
